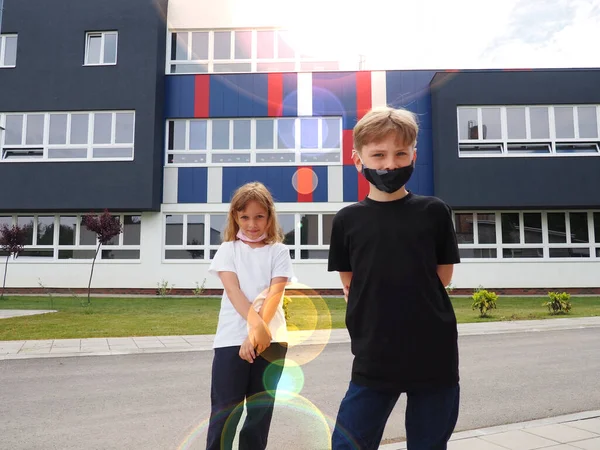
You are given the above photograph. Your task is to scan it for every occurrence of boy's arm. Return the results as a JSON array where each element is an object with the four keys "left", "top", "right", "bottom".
[
  {"left": 435, "top": 202, "right": 461, "bottom": 287},
  {"left": 339, "top": 272, "right": 352, "bottom": 303}
]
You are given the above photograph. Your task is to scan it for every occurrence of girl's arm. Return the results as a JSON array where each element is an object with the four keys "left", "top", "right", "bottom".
[
  {"left": 218, "top": 271, "right": 268, "bottom": 334},
  {"left": 258, "top": 276, "right": 288, "bottom": 324}
]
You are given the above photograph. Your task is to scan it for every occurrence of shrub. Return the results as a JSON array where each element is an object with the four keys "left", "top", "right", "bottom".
[
  {"left": 283, "top": 296, "right": 292, "bottom": 322},
  {"left": 0, "top": 224, "right": 27, "bottom": 299},
  {"left": 472, "top": 289, "right": 499, "bottom": 317},
  {"left": 544, "top": 291, "right": 572, "bottom": 315}
]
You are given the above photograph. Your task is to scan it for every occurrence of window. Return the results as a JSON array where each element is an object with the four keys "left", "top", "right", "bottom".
[
  {"left": 0, "top": 214, "right": 141, "bottom": 261},
  {"left": 168, "top": 29, "right": 340, "bottom": 74},
  {"left": 85, "top": 31, "right": 118, "bottom": 65},
  {"left": 457, "top": 105, "right": 600, "bottom": 157},
  {"left": 455, "top": 210, "right": 599, "bottom": 260},
  {"left": 0, "top": 111, "right": 135, "bottom": 161},
  {"left": 0, "top": 34, "right": 18, "bottom": 67},
  {"left": 163, "top": 212, "right": 335, "bottom": 261},
  {"left": 166, "top": 117, "right": 342, "bottom": 166}
]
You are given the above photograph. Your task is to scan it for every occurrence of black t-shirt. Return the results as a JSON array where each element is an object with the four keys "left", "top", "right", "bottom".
[{"left": 328, "top": 192, "right": 461, "bottom": 392}]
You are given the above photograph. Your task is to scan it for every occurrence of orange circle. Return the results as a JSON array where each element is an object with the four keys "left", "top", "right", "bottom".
[{"left": 293, "top": 167, "right": 317, "bottom": 195}]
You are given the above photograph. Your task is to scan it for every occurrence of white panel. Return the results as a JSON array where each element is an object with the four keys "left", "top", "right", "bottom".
[
  {"left": 163, "top": 167, "right": 178, "bottom": 204},
  {"left": 168, "top": 0, "right": 284, "bottom": 29},
  {"left": 207, "top": 167, "right": 223, "bottom": 204},
  {"left": 371, "top": 71, "right": 387, "bottom": 108},
  {"left": 327, "top": 166, "right": 343, "bottom": 202},
  {"left": 297, "top": 73, "right": 313, "bottom": 116}
]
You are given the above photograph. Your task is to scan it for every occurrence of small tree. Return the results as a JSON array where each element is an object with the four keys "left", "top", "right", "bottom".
[
  {"left": 0, "top": 225, "right": 27, "bottom": 299},
  {"left": 82, "top": 210, "right": 123, "bottom": 306}
]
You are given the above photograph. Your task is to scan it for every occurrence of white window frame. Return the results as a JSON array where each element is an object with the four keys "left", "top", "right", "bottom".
[
  {"left": 454, "top": 210, "right": 600, "bottom": 261},
  {"left": 166, "top": 28, "right": 341, "bottom": 74},
  {"left": 84, "top": 31, "right": 118, "bottom": 66},
  {"left": 0, "top": 34, "right": 18, "bottom": 68},
  {"left": 457, "top": 105, "right": 600, "bottom": 158},
  {"left": 0, "top": 213, "right": 142, "bottom": 262},
  {"left": 162, "top": 209, "right": 338, "bottom": 262},
  {"left": 0, "top": 111, "right": 135, "bottom": 162},
  {"left": 165, "top": 117, "right": 343, "bottom": 167}
]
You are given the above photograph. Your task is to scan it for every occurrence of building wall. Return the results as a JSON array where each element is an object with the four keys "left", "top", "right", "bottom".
[{"left": 0, "top": 0, "right": 168, "bottom": 212}]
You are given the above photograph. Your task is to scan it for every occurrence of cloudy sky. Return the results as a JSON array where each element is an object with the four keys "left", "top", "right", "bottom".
[{"left": 285, "top": 0, "right": 600, "bottom": 70}]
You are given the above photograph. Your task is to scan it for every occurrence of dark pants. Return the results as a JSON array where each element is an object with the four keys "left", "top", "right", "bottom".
[
  {"left": 206, "top": 342, "right": 287, "bottom": 450},
  {"left": 332, "top": 381, "right": 460, "bottom": 450}
]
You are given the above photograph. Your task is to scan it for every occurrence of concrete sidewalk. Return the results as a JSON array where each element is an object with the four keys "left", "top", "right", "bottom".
[
  {"left": 380, "top": 410, "right": 600, "bottom": 450},
  {"left": 1, "top": 315, "right": 600, "bottom": 360}
]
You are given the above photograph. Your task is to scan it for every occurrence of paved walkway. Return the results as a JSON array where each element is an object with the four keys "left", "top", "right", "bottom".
[{"left": 2, "top": 312, "right": 600, "bottom": 449}]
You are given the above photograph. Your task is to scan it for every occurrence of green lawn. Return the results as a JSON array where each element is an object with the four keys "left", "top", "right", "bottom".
[{"left": 0, "top": 295, "right": 599, "bottom": 341}]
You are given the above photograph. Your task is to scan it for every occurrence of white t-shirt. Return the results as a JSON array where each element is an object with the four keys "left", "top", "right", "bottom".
[{"left": 208, "top": 240, "right": 294, "bottom": 349}]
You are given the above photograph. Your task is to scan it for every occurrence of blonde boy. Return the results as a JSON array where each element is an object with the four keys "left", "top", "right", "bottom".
[{"left": 328, "top": 106, "right": 461, "bottom": 450}]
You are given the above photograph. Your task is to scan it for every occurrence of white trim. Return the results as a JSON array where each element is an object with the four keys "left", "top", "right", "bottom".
[
  {"left": 457, "top": 105, "right": 600, "bottom": 157},
  {"left": 166, "top": 117, "right": 342, "bottom": 167},
  {"left": 297, "top": 73, "right": 313, "bottom": 116},
  {"left": 167, "top": 28, "right": 341, "bottom": 74},
  {"left": 84, "top": 31, "right": 118, "bottom": 66},
  {"left": 371, "top": 71, "right": 387, "bottom": 107},
  {"left": 206, "top": 167, "right": 223, "bottom": 203},
  {"left": 0, "top": 111, "right": 135, "bottom": 162},
  {"left": 162, "top": 167, "right": 179, "bottom": 203},
  {"left": 327, "top": 166, "right": 343, "bottom": 202}
]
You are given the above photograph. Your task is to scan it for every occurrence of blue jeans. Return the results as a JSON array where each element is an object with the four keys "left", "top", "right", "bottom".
[{"left": 331, "top": 382, "right": 460, "bottom": 450}]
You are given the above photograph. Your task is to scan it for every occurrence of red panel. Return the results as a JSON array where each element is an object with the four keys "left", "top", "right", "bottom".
[
  {"left": 297, "top": 167, "right": 314, "bottom": 202},
  {"left": 356, "top": 71, "right": 372, "bottom": 120},
  {"left": 343, "top": 129, "right": 354, "bottom": 165},
  {"left": 194, "top": 75, "right": 210, "bottom": 117},
  {"left": 268, "top": 73, "right": 283, "bottom": 117},
  {"left": 358, "top": 172, "right": 370, "bottom": 200}
]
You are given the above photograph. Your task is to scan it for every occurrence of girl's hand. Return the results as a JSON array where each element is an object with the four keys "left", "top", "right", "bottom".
[{"left": 239, "top": 337, "right": 256, "bottom": 363}]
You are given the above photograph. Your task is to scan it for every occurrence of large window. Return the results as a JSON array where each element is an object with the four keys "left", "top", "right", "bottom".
[
  {"left": 457, "top": 105, "right": 600, "bottom": 157},
  {"left": 168, "top": 29, "right": 340, "bottom": 74},
  {"left": 166, "top": 117, "right": 342, "bottom": 166},
  {"left": 0, "top": 214, "right": 141, "bottom": 261},
  {"left": 0, "top": 111, "right": 135, "bottom": 161},
  {"left": 0, "top": 34, "right": 18, "bottom": 68},
  {"left": 454, "top": 211, "right": 600, "bottom": 259},
  {"left": 163, "top": 212, "right": 335, "bottom": 261},
  {"left": 85, "top": 31, "right": 118, "bottom": 66}
]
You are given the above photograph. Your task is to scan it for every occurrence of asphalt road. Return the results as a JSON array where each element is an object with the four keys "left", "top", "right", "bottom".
[{"left": 1, "top": 328, "right": 599, "bottom": 449}]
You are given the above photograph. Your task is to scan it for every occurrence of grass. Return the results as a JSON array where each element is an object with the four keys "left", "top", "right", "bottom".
[{"left": 0, "top": 295, "right": 599, "bottom": 341}]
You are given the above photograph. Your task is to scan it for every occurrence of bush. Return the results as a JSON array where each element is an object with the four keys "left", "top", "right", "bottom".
[
  {"left": 283, "top": 296, "right": 292, "bottom": 322},
  {"left": 544, "top": 291, "right": 572, "bottom": 315},
  {"left": 472, "top": 288, "right": 499, "bottom": 317}
]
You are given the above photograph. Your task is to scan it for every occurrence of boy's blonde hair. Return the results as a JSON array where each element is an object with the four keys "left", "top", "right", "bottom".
[
  {"left": 223, "top": 182, "right": 285, "bottom": 244},
  {"left": 353, "top": 106, "right": 419, "bottom": 152}
]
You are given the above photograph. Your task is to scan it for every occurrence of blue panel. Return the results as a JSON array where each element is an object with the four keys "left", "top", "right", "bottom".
[
  {"left": 209, "top": 76, "right": 227, "bottom": 117},
  {"left": 177, "top": 167, "right": 207, "bottom": 203},
  {"left": 416, "top": 130, "right": 433, "bottom": 166},
  {"left": 419, "top": 164, "right": 434, "bottom": 196},
  {"left": 221, "top": 167, "right": 299, "bottom": 203},
  {"left": 253, "top": 73, "right": 269, "bottom": 117},
  {"left": 222, "top": 167, "right": 239, "bottom": 203},
  {"left": 271, "top": 167, "right": 297, "bottom": 202},
  {"left": 282, "top": 73, "right": 298, "bottom": 117},
  {"left": 178, "top": 75, "right": 195, "bottom": 118},
  {"left": 417, "top": 93, "right": 432, "bottom": 130},
  {"left": 237, "top": 74, "right": 254, "bottom": 117},
  {"left": 386, "top": 71, "right": 436, "bottom": 112},
  {"left": 312, "top": 166, "right": 328, "bottom": 202},
  {"left": 343, "top": 165, "right": 358, "bottom": 202},
  {"left": 164, "top": 76, "right": 178, "bottom": 118},
  {"left": 312, "top": 72, "right": 357, "bottom": 129}
]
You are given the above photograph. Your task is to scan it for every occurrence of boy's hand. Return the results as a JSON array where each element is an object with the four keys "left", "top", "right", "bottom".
[
  {"left": 239, "top": 337, "right": 256, "bottom": 363},
  {"left": 343, "top": 285, "right": 349, "bottom": 302}
]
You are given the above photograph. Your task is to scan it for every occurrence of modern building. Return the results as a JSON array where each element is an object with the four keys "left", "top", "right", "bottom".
[{"left": 1, "top": 0, "right": 599, "bottom": 295}]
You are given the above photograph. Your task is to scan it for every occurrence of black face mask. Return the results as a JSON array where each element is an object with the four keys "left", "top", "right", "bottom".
[{"left": 360, "top": 160, "right": 415, "bottom": 194}]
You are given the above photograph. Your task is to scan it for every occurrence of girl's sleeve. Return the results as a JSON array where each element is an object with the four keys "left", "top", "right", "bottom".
[
  {"left": 208, "top": 242, "right": 236, "bottom": 277},
  {"left": 271, "top": 244, "right": 294, "bottom": 280}
]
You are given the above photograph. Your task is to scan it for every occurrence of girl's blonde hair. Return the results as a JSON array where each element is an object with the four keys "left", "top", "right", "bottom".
[{"left": 223, "top": 182, "right": 285, "bottom": 244}]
